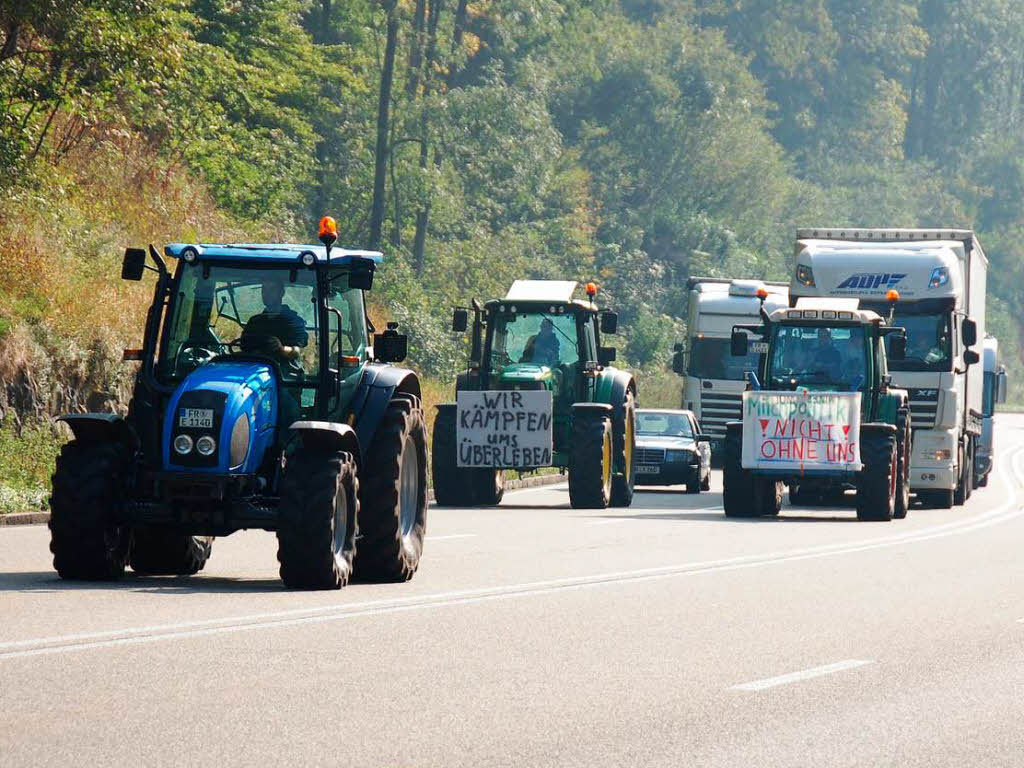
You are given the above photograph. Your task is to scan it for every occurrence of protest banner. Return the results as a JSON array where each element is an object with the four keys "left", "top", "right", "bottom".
[
  {"left": 741, "top": 391, "right": 862, "bottom": 472},
  {"left": 456, "top": 390, "right": 553, "bottom": 468}
]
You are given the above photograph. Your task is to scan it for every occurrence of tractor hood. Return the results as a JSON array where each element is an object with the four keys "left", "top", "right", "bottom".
[
  {"left": 495, "top": 363, "right": 554, "bottom": 389},
  {"left": 163, "top": 361, "right": 279, "bottom": 474}
]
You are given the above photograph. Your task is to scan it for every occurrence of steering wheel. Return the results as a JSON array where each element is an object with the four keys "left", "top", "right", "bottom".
[
  {"left": 174, "top": 342, "right": 220, "bottom": 376},
  {"left": 229, "top": 335, "right": 281, "bottom": 355}
]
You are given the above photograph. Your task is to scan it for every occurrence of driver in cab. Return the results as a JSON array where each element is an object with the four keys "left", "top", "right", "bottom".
[
  {"left": 239, "top": 275, "right": 308, "bottom": 374},
  {"left": 810, "top": 328, "right": 842, "bottom": 379},
  {"left": 521, "top": 318, "right": 560, "bottom": 367}
]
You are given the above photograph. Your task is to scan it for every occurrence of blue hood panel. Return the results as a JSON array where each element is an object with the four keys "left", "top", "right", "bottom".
[{"left": 163, "top": 362, "right": 278, "bottom": 473}]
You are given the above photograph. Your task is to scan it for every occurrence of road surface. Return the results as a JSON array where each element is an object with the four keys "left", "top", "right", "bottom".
[{"left": 3, "top": 416, "right": 1024, "bottom": 767}]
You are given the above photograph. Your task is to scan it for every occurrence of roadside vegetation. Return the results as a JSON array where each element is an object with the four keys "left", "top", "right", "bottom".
[{"left": 1, "top": 0, "right": 1022, "bottom": 509}]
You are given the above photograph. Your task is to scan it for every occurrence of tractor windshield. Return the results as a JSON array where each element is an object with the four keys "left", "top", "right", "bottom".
[
  {"left": 767, "top": 324, "right": 867, "bottom": 391},
  {"left": 488, "top": 310, "right": 579, "bottom": 371},
  {"left": 160, "top": 264, "right": 321, "bottom": 382}
]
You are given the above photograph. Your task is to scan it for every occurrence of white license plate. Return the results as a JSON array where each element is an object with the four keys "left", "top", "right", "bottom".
[
  {"left": 636, "top": 465, "right": 661, "bottom": 474},
  {"left": 179, "top": 408, "right": 214, "bottom": 429},
  {"left": 750, "top": 341, "right": 769, "bottom": 353}
]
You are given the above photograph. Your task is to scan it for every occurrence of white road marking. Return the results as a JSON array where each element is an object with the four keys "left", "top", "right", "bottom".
[
  {"left": 2, "top": 445, "right": 1021, "bottom": 663},
  {"left": 729, "top": 659, "right": 874, "bottom": 691},
  {"left": 429, "top": 534, "right": 477, "bottom": 541}
]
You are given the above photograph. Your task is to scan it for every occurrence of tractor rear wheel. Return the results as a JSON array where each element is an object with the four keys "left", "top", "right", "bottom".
[
  {"left": 277, "top": 448, "right": 358, "bottom": 589},
  {"left": 894, "top": 408, "right": 911, "bottom": 520},
  {"left": 723, "top": 423, "right": 757, "bottom": 518},
  {"left": 568, "top": 408, "right": 613, "bottom": 509},
  {"left": 130, "top": 529, "right": 212, "bottom": 575},
  {"left": 49, "top": 441, "right": 131, "bottom": 580},
  {"left": 431, "top": 404, "right": 477, "bottom": 506},
  {"left": 610, "top": 389, "right": 636, "bottom": 507},
  {"left": 354, "top": 398, "right": 428, "bottom": 582},
  {"left": 473, "top": 469, "right": 506, "bottom": 506},
  {"left": 856, "top": 427, "right": 897, "bottom": 521}
]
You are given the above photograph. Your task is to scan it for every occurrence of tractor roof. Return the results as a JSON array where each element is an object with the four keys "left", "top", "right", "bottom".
[
  {"left": 769, "top": 297, "right": 884, "bottom": 324},
  {"left": 505, "top": 280, "right": 577, "bottom": 302},
  {"left": 164, "top": 243, "right": 383, "bottom": 266}
]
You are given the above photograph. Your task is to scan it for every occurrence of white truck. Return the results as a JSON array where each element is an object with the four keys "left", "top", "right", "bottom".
[
  {"left": 790, "top": 229, "right": 987, "bottom": 507},
  {"left": 976, "top": 335, "right": 1008, "bottom": 488},
  {"left": 672, "top": 277, "right": 789, "bottom": 460}
]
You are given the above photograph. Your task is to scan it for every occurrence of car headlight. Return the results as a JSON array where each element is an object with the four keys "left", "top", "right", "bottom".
[
  {"left": 195, "top": 435, "right": 217, "bottom": 456},
  {"left": 665, "top": 449, "right": 692, "bottom": 463},
  {"left": 229, "top": 413, "right": 250, "bottom": 467},
  {"left": 173, "top": 434, "right": 194, "bottom": 455},
  {"left": 795, "top": 264, "right": 815, "bottom": 287}
]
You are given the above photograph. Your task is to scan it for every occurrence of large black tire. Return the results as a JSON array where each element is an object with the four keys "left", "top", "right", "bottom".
[
  {"left": 277, "top": 448, "right": 358, "bottom": 589},
  {"left": 472, "top": 469, "right": 506, "bottom": 506},
  {"left": 568, "top": 408, "right": 613, "bottom": 509},
  {"left": 964, "top": 438, "right": 974, "bottom": 501},
  {"left": 755, "top": 477, "right": 783, "bottom": 517},
  {"left": 354, "top": 398, "right": 428, "bottom": 582},
  {"left": 431, "top": 404, "right": 477, "bottom": 507},
  {"left": 953, "top": 440, "right": 971, "bottom": 506},
  {"left": 723, "top": 422, "right": 757, "bottom": 518},
  {"left": 856, "top": 426, "right": 897, "bottom": 521},
  {"left": 978, "top": 471, "right": 989, "bottom": 488},
  {"left": 610, "top": 389, "right": 637, "bottom": 507},
  {"left": 894, "top": 408, "right": 911, "bottom": 520},
  {"left": 130, "top": 529, "right": 212, "bottom": 575},
  {"left": 49, "top": 441, "right": 131, "bottom": 580},
  {"left": 685, "top": 467, "right": 701, "bottom": 494}
]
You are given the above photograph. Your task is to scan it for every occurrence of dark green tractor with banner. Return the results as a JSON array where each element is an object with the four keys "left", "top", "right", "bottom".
[
  {"left": 432, "top": 280, "right": 637, "bottom": 509},
  {"left": 723, "top": 296, "right": 912, "bottom": 521}
]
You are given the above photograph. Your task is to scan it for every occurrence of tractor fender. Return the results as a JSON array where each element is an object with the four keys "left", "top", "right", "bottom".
[
  {"left": 290, "top": 421, "right": 361, "bottom": 464},
  {"left": 349, "top": 363, "right": 421, "bottom": 451},
  {"left": 58, "top": 414, "right": 139, "bottom": 451},
  {"left": 593, "top": 368, "right": 636, "bottom": 410}
]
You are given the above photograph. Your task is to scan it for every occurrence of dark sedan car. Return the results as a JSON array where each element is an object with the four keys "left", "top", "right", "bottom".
[{"left": 634, "top": 409, "right": 711, "bottom": 493}]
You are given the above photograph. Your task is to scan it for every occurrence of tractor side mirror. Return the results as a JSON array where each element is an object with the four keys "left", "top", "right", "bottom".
[
  {"left": 964, "top": 349, "right": 980, "bottom": 367},
  {"left": 962, "top": 317, "right": 978, "bottom": 348},
  {"left": 374, "top": 322, "right": 407, "bottom": 363},
  {"left": 997, "top": 369, "right": 1008, "bottom": 403},
  {"left": 671, "top": 349, "right": 686, "bottom": 375},
  {"left": 889, "top": 333, "right": 907, "bottom": 361},
  {"left": 121, "top": 248, "right": 147, "bottom": 281},
  {"left": 600, "top": 311, "right": 618, "bottom": 335},
  {"left": 598, "top": 347, "right": 616, "bottom": 366},
  {"left": 349, "top": 258, "right": 376, "bottom": 291},
  {"left": 452, "top": 308, "right": 469, "bottom": 332},
  {"left": 730, "top": 330, "right": 748, "bottom": 357}
]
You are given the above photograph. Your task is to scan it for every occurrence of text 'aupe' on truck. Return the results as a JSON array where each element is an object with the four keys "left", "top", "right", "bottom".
[{"left": 791, "top": 229, "right": 986, "bottom": 508}]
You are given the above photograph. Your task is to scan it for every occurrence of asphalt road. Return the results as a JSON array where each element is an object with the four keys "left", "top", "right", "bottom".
[{"left": 3, "top": 416, "right": 1024, "bottom": 767}]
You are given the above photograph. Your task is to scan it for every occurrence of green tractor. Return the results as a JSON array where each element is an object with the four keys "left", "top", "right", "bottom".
[
  {"left": 432, "top": 280, "right": 637, "bottom": 509},
  {"left": 723, "top": 297, "right": 912, "bottom": 521}
]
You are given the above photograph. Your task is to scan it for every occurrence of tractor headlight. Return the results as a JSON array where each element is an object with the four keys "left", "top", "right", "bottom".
[
  {"left": 300, "top": 251, "right": 316, "bottom": 266},
  {"left": 795, "top": 264, "right": 815, "bottom": 287},
  {"left": 229, "top": 413, "right": 250, "bottom": 467},
  {"left": 195, "top": 435, "right": 217, "bottom": 456},
  {"left": 173, "top": 434, "right": 194, "bottom": 455}
]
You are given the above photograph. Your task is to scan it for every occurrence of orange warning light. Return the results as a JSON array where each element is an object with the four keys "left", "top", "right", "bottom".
[
  {"left": 585, "top": 282, "right": 598, "bottom": 297},
  {"left": 318, "top": 216, "right": 338, "bottom": 246},
  {"left": 886, "top": 289, "right": 900, "bottom": 302}
]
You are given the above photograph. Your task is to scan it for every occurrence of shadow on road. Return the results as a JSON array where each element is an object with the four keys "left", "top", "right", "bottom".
[
  {"left": 0, "top": 571, "right": 287, "bottom": 594},
  {"left": 585, "top": 509, "right": 863, "bottom": 523}
]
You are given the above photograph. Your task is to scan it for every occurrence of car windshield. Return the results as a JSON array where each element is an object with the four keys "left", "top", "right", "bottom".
[
  {"left": 488, "top": 310, "right": 579, "bottom": 371},
  {"left": 768, "top": 324, "right": 866, "bottom": 389},
  {"left": 884, "top": 312, "right": 951, "bottom": 372},
  {"left": 159, "top": 263, "right": 321, "bottom": 381},
  {"left": 689, "top": 337, "right": 761, "bottom": 380},
  {"left": 637, "top": 412, "right": 694, "bottom": 438}
]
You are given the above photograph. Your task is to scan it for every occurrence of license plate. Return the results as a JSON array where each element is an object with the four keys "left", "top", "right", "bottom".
[
  {"left": 750, "top": 341, "right": 768, "bottom": 353},
  {"left": 179, "top": 408, "right": 214, "bottom": 429},
  {"left": 636, "top": 465, "right": 661, "bottom": 474}
]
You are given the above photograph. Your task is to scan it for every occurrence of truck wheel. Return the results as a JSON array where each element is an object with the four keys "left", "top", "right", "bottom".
[
  {"left": 856, "top": 427, "right": 896, "bottom": 521},
  {"left": 894, "top": 408, "right": 911, "bottom": 520},
  {"left": 610, "top": 390, "right": 636, "bottom": 507},
  {"left": 431, "top": 404, "right": 476, "bottom": 506},
  {"left": 130, "top": 529, "right": 212, "bottom": 575},
  {"left": 964, "top": 439, "right": 974, "bottom": 501},
  {"left": 277, "top": 448, "right": 358, "bottom": 589},
  {"left": 49, "top": 441, "right": 131, "bottom": 580},
  {"left": 789, "top": 483, "right": 805, "bottom": 506},
  {"left": 756, "top": 478, "right": 782, "bottom": 517},
  {"left": 954, "top": 442, "right": 970, "bottom": 506},
  {"left": 568, "top": 409, "right": 613, "bottom": 509},
  {"left": 723, "top": 423, "right": 756, "bottom": 518},
  {"left": 355, "top": 398, "right": 428, "bottom": 582},
  {"left": 473, "top": 469, "right": 506, "bottom": 506}
]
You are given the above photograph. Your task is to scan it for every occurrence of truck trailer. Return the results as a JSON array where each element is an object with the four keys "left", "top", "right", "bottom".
[{"left": 790, "top": 229, "right": 986, "bottom": 507}]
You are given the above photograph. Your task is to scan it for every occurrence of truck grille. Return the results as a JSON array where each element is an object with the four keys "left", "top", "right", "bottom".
[
  {"left": 907, "top": 388, "right": 939, "bottom": 430},
  {"left": 697, "top": 392, "right": 743, "bottom": 437},
  {"left": 636, "top": 448, "right": 665, "bottom": 464}
]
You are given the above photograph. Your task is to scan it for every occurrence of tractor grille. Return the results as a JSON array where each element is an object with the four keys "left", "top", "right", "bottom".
[
  {"left": 636, "top": 448, "right": 665, "bottom": 464},
  {"left": 697, "top": 392, "right": 743, "bottom": 438},
  {"left": 907, "top": 388, "right": 939, "bottom": 430}
]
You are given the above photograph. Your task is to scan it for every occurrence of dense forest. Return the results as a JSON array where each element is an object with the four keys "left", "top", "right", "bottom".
[{"left": 1, "top": 0, "right": 1023, "bottom": 507}]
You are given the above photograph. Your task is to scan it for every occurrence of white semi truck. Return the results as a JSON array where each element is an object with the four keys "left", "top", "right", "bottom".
[
  {"left": 790, "top": 229, "right": 987, "bottom": 507},
  {"left": 976, "top": 335, "right": 1008, "bottom": 488},
  {"left": 673, "top": 277, "right": 789, "bottom": 460}
]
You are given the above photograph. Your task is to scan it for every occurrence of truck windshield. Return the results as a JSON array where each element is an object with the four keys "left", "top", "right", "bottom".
[
  {"left": 768, "top": 325, "right": 866, "bottom": 390},
  {"left": 689, "top": 337, "right": 760, "bottom": 380},
  {"left": 159, "top": 264, "right": 320, "bottom": 381},
  {"left": 883, "top": 313, "right": 951, "bottom": 371},
  {"left": 488, "top": 311, "right": 579, "bottom": 371}
]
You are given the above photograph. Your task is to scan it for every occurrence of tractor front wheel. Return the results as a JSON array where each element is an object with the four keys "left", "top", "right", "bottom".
[
  {"left": 856, "top": 426, "right": 897, "bottom": 521},
  {"left": 431, "top": 404, "right": 477, "bottom": 507},
  {"left": 568, "top": 408, "right": 613, "bottom": 509},
  {"left": 131, "top": 529, "right": 212, "bottom": 575},
  {"left": 723, "top": 423, "right": 757, "bottom": 518},
  {"left": 354, "top": 398, "right": 428, "bottom": 582},
  {"left": 277, "top": 448, "right": 359, "bottom": 589},
  {"left": 610, "top": 389, "right": 636, "bottom": 507},
  {"left": 49, "top": 441, "right": 131, "bottom": 581}
]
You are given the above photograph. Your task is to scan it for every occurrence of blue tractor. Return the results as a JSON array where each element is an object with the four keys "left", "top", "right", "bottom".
[{"left": 48, "top": 219, "right": 428, "bottom": 589}]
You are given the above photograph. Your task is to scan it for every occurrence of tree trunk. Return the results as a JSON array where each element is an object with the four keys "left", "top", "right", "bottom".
[
  {"left": 411, "top": 0, "right": 444, "bottom": 274},
  {"left": 406, "top": 0, "right": 427, "bottom": 97},
  {"left": 369, "top": 0, "right": 399, "bottom": 251}
]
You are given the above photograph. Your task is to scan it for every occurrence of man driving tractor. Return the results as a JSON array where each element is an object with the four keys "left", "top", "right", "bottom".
[{"left": 240, "top": 275, "right": 308, "bottom": 374}]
